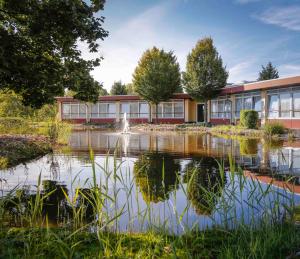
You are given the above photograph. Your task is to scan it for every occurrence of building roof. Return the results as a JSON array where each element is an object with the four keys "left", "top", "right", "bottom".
[{"left": 55, "top": 93, "right": 192, "bottom": 102}]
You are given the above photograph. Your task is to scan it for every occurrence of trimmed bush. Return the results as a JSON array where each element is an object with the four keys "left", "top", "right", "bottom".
[
  {"left": 240, "top": 110, "right": 259, "bottom": 129},
  {"left": 263, "top": 122, "right": 285, "bottom": 136}
]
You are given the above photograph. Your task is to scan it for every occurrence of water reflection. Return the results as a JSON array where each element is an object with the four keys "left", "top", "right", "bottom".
[
  {"left": 1, "top": 130, "right": 300, "bottom": 232},
  {"left": 134, "top": 152, "right": 180, "bottom": 203},
  {"left": 183, "top": 158, "right": 225, "bottom": 215}
]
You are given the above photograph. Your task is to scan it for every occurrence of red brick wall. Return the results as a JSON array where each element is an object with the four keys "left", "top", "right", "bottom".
[
  {"left": 90, "top": 118, "right": 116, "bottom": 124},
  {"left": 152, "top": 118, "right": 185, "bottom": 124}
]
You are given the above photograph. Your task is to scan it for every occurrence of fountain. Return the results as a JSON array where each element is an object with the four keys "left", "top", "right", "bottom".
[{"left": 122, "top": 112, "right": 130, "bottom": 134}]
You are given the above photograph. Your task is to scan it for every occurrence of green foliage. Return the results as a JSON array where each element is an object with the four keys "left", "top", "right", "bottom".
[
  {"left": 0, "top": 0, "right": 108, "bottom": 108},
  {"left": 0, "top": 117, "right": 32, "bottom": 134},
  {"left": 0, "top": 137, "right": 51, "bottom": 169},
  {"left": 133, "top": 47, "right": 181, "bottom": 105},
  {"left": 258, "top": 62, "right": 279, "bottom": 81},
  {"left": 183, "top": 38, "right": 228, "bottom": 102},
  {"left": 239, "top": 138, "right": 259, "bottom": 155},
  {"left": 134, "top": 152, "right": 180, "bottom": 203},
  {"left": 125, "top": 83, "right": 136, "bottom": 94},
  {"left": 263, "top": 122, "right": 285, "bottom": 136},
  {"left": 240, "top": 110, "right": 259, "bottom": 129},
  {"left": 0, "top": 90, "right": 33, "bottom": 117},
  {"left": 110, "top": 81, "right": 127, "bottom": 95}
]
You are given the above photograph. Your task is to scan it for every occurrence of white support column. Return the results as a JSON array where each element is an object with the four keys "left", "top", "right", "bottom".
[{"left": 116, "top": 101, "right": 120, "bottom": 122}]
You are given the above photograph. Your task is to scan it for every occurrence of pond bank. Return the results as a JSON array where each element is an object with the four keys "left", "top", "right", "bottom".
[
  {"left": 0, "top": 135, "right": 52, "bottom": 169},
  {"left": 0, "top": 222, "right": 299, "bottom": 258},
  {"left": 131, "top": 123, "right": 263, "bottom": 137}
]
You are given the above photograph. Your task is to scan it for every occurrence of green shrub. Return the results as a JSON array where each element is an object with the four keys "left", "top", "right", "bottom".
[
  {"left": 240, "top": 110, "right": 259, "bottom": 129},
  {"left": 0, "top": 117, "right": 32, "bottom": 134},
  {"left": 263, "top": 122, "right": 285, "bottom": 136}
]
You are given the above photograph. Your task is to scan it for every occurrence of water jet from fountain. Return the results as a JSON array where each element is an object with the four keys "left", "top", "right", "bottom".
[{"left": 122, "top": 112, "right": 130, "bottom": 134}]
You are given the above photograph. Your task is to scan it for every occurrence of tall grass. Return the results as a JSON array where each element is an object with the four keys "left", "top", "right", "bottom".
[{"left": 0, "top": 151, "right": 299, "bottom": 258}]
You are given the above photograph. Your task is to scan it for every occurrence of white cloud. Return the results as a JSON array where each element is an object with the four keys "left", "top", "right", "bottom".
[
  {"left": 256, "top": 6, "right": 300, "bottom": 31},
  {"left": 228, "top": 60, "right": 258, "bottom": 83},
  {"left": 279, "top": 64, "right": 300, "bottom": 77}
]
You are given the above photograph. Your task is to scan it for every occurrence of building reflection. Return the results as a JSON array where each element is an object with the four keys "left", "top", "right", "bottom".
[{"left": 68, "top": 130, "right": 300, "bottom": 193}]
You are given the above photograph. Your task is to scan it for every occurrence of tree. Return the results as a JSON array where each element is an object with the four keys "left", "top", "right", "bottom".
[
  {"left": 183, "top": 157, "right": 225, "bottom": 215},
  {"left": 134, "top": 152, "right": 180, "bottom": 203},
  {"left": 183, "top": 37, "right": 228, "bottom": 123},
  {"left": 0, "top": 0, "right": 108, "bottom": 108},
  {"left": 110, "top": 81, "right": 127, "bottom": 95},
  {"left": 133, "top": 47, "right": 181, "bottom": 123},
  {"left": 125, "top": 83, "right": 135, "bottom": 95},
  {"left": 258, "top": 62, "right": 279, "bottom": 81}
]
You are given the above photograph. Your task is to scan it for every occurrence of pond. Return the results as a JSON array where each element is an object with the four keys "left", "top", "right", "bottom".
[{"left": 1, "top": 130, "right": 300, "bottom": 233}]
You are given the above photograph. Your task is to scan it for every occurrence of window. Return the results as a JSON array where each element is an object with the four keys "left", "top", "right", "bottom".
[
  {"left": 211, "top": 100, "right": 218, "bottom": 118},
  {"left": 139, "top": 103, "right": 149, "bottom": 118},
  {"left": 157, "top": 101, "right": 184, "bottom": 118},
  {"left": 129, "top": 103, "right": 139, "bottom": 118},
  {"left": 294, "top": 92, "right": 300, "bottom": 117},
  {"left": 210, "top": 99, "right": 231, "bottom": 119},
  {"left": 280, "top": 93, "right": 291, "bottom": 118},
  {"left": 164, "top": 103, "right": 173, "bottom": 118},
  {"left": 174, "top": 102, "right": 184, "bottom": 118},
  {"left": 107, "top": 103, "right": 116, "bottom": 118},
  {"left": 62, "top": 104, "right": 71, "bottom": 119},
  {"left": 234, "top": 94, "right": 261, "bottom": 118},
  {"left": 91, "top": 104, "right": 98, "bottom": 118},
  {"left": 268, "top": 95, "right": 279, "bottom": 118},
  {"left": 244, "top": 97, "right": 252, "bottom": 110},
  {"left": 79, "top": 104, "right": 86, "bottom": 118},
  {"left": 121, "top": 102, "right": 149, "bottom": 118},
  {"left": 235, "top": 98, "right": 243, "bottom": 118}
]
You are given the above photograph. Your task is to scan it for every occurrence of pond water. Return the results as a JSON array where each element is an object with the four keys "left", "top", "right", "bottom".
[{"left": 1, "top": 130, "right": 300, "bottom": 233}]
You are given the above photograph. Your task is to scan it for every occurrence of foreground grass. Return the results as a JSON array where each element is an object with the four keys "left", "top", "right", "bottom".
[
  {"left": 0, "top": 223, "right": 299, "bottom": 258},
  {"left": 0, "top": 136, "right": 51, "bottom": 169}
]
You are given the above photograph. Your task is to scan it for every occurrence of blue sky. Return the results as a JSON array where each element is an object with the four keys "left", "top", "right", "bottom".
[{"left": 83, "top": 0, "right": 300, "bottom": 90}]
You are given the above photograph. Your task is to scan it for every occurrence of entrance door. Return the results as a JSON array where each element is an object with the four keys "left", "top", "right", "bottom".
[{"left": 197, "top": 104, "right": 205, "bottom": 122}]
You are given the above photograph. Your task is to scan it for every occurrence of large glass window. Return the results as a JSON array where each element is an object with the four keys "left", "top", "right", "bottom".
[
  {"left": 174, "top": 102, "right": 184, "bottom": 118},
  {"left": 157, "top": 101, "right": 184, "bottom": 118},
  {"left": 294, "top": 92, "right": 300, "bottom": 118},
  {"left": 268, "top": 95, "right": 279, "bottom": 118},
  {"left": 121, "top": 102, "right": 149, "bottom": 118},
  {"left": 280, "top": 93, "right": 291, "bottom": 118},
  {"left": 79, "top": 104, "right": 86, "bottom": 118},
  {"left": 244, "top": 97, "right": 252, "bottom": 110},
  {"left": 62, "top": 104, "right": 71, "bottom": 119},
  {"left": 129, "top": 103, "right": 139, "bottom": 118},
  {"left": 235, "top": 98, "right": 243, "bottom": 118},
  {"left": 107, "top": 103, "right": 116, "bottom": 118},
  {"left": 211, "top": 99, "right": 231, "bottom": 119},
  {"left": 91, "top": 104, "right": 98, "bottom": 118},
  {"left": 211, "top": 100, "right": 218, "bottom": 118},
  {"left": 139, "top": 103, "right": 149, "bottom": 118}
]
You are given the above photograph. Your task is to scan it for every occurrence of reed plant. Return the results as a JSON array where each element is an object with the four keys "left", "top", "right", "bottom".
[{"left": 0, "top": 150, "right": 299, "bottom": 258}]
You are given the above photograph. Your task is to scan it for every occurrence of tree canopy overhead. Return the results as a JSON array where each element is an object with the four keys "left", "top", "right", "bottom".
[
  {"left": 258, "top": 62, "right": 279, "bottom": 81},
  {"left": 110, "top": 81, "right": 127, "bottom": 95},
  {"left": 133, "top": 47, "right": 181, "bottom": 122},
  {"left": 132, "top": 47, "right": 182, "bottom": 102},
  {"left": 0, "top": 0, "right": 108, "bottom": 108},
  {"left": 183, "top": 37, "right": 228, "bottom": 102},
  {"left": 183, "top": 37, "right": 228, "bottom": 122}
]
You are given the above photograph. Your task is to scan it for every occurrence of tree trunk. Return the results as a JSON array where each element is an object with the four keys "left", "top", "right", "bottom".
[
  {"left": 155, "top": 103, "right": 158, "bottom": 124},
  {"left": 204, "top": 101, "right": 208, "bottom": 124}
]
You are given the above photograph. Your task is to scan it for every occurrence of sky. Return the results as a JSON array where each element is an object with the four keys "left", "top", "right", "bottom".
[{"left": 82, "top": 0, "right": 300, "bottom": 91}]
